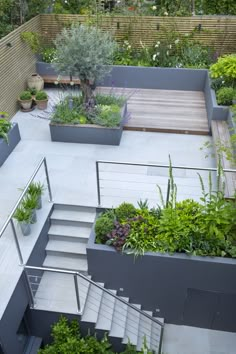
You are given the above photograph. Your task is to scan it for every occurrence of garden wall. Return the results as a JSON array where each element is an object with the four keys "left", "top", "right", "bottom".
[
  {"left": 87, "top": 221, "right": 236, "bottom": 332},
  {"left": 40, "top": 14, "right": 236, "bottom": 54},
  {"left": 0, "top": 15, "right": 41, "bottom": 118}
]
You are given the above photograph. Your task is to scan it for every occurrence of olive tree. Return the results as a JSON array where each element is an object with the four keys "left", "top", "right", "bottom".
[{"left": 53, "top": 23, "right": 117, "bottom": 105}]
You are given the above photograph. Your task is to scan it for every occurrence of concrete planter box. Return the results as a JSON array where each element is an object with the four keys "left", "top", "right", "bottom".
[
  {"left": 87, "top": 208, "right": 236, "bottom": 332},
  {"left": 50, "top": 104, "right": 127, "bottom": 145},
  {"left": 0, "top": 123, "right": 21, "bottom": 167}
]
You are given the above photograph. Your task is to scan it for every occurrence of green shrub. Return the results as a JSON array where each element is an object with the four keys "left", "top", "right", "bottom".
[
  {"left": 19, "top": 91, "right": 32, "bottom": 100},
  {"left": 27, "top": 87, "right": 37, "bottom": 95},
  {"left": 95, "top": 214, "right": 115, "bottom": 244},
  {"left": 35, "top": 91, "right": 48, "bottom": 100},
  {"left": 0, "top": 112, "right": 11, "bottom": 142},
  {"left": 210, "top": 54, "right": 236, "bottom": 87},
  {"left": 42, "top": 47, "right": 57, "bottom": 63},
  {"left": 115, "top": 202, "right": 137, "bottom": 221},
  {"left": 216, "top": 87, "right": 235, "bottom": 106}
]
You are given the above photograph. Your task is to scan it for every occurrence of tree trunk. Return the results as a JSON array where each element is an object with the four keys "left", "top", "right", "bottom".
[{"left": 80, "top": 79, "right": 95, "bottom": 106}]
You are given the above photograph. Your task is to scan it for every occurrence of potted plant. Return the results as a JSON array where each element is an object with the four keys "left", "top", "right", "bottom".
[
  {"left": 13, "top": 206, "right": 34, "bottom": 236},
  {"left": 35, "top": 90, "right": 48, "bottom": 110},
  {"left": 27, "top": 87, "right": 37, "bottom": 100},
  {"left": 21, "top": 194, "right": 38, "bottom": 223},
  {"left": 27, "top": 182, "right": 44, "bottom": 209},
  {"left": 18, "top": 91, "right": 33, "bottom": 111},
  {"left": 0, "top": 114, "right": 11, "bottom": 143}
]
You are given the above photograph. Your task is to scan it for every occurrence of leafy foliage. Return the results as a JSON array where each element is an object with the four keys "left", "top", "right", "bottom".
[
  {"left": 0, "top": 112, "right": 11, "bottom": 142},
  {"left": 115, "top": 202, "right": 137, "bottom": 221},
  {"left": 51, "top": 94, "right": 125, "bottom": 127},
  {"left": 35, "top": 91, "right": 48, "bottom": 100},
  {"left": 210, "top": 54, "right": 236, "bottom": 88},
  {"left": 216, "top": 87, "right": 235, "bottom": 106},
  {"left": 95, "top": 213, "right": 115, "bottom": 244},
  {"left": 95, "top": 166, "right": 236, "bottom": 258},
  {"left": 38, "top": 316, "right": 114, "bottom": 354},
  {"left": 19, "top": 91, "right": 32, "bottom": 100}
]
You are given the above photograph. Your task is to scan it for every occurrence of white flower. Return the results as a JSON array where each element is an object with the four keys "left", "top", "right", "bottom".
[
  {"left": 164, "top": 11, "right": 168, "bottom": 16},
  {"left": 156, "top": 52, "right": 160, "bottom": 56},
  {"left": 185, "top": 33, "right": 189, "bottom": 37},
  {"left": 169, "top": 44, "right": 172, "bottom": 49},
  {"left": 174, "top": 39, "right": 180, "bottom": 45},
  {"left": 155, "top": 41, "right": 160, "bottom": 48},
  {"left": 153, "top": 54, "right": 157, "bottom": 61},
  {"left": 166, "top": 50, "right": 169, "bottom": 56},
  {"left": 70, "top": 81, "right": 74, "bottom": 86},
  {"left": 64, "top": 0, "right": 68, "bottom": 3},
  {"left": 152, "top": 5, "right": 157, "bottom": 10},
  {"left": 124, "top": 40, "right": 129, "bottom": 45},
  {"left": 128, "top": 45, "right": 131, "bottom": 49},
  {"left": 54, "top": 81, "right": 59, "bottom": 85}
]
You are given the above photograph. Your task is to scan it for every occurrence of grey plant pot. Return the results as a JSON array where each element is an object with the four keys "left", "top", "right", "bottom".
[
  {"left": 20, "top": 222, "right": 31, "bottom": 236},
  {"left": 37, "top": 196, "right": 42, "bottom": 210},
  {"left": 31, "top": 209, "right": 37, "bottom": 223},
  {"left": 50, "top": 104, "right": 127, "bottom": 145},
  {"left": 0, "top": 123, "right": 21, "bottom": 167}
]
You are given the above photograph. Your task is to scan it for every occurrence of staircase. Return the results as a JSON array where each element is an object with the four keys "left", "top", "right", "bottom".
[{"left": 29, "top": 204, "right": 164, "bottom": 353}]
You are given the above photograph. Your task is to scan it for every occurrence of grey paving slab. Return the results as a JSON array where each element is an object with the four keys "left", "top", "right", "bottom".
[{"left": 162, "top": 324, "right": 236, "bottom": 354}]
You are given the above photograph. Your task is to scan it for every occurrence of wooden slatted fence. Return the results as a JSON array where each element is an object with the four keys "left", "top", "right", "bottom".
[
  {"left": 40, "top": 14, "right": 236, "bottom": 54},
  {"left": 0, "top": 16, "right": 41, "bottom": 118}
]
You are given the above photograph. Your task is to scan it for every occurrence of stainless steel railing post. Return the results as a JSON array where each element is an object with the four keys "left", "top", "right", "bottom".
[
  {"left": 96, "top": 161, "right": 101, "bottom": 206},
  {"left": 73, "top": 274, "right": 81, "bottom": 312},
  {"left": 43, "top": 158, "right": 53, "bottom": 202},
  {"left": 10, "top": 219, "right": 23, "bottom": 265},
  {"left": 23, "top": 269, "right": 35, "bottom": 308}
]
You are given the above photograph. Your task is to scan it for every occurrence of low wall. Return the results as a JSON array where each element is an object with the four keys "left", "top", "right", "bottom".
[{"left": 87, "top": 211, "right": 236, "bottom": 332}]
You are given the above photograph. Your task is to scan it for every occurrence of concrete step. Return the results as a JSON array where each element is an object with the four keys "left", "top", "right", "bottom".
[
  {"left": 54, "top": 204, "right": 96, "bottom": 214},
  {"left": 51, "top": 206, "right": 96, "bottom": 223},
  {"left": 46, "top": 239, "right": 87, "bottom": 257},
  {"left": 43, "top": 254, "right": 88, "bottom": 274},
  {"left": 136, "top": 310, "right": 153, "bottom": 351},
  {"left": 122, "top": 304, "right": 141, "bottom": 346},
  {"left": 109, "top": 297, "right": 129, "bottom": 338},
  {"left": 96, "top": 289, "right": 117, "bottom": 331},
  {"left": 81, "top": 283, "right": 104, "bottom": 323},
  {"left": 35, "top": 272, "right": 91, "bottom": 313},
  {"left": 151, "top": 317, "right": 164, "bottom": 352},
  {"left": 48, "top": 223, "right": 91, "bottom": 243},
  {"left": 50, "top": 218, "right": 93, "bottom": 229}
]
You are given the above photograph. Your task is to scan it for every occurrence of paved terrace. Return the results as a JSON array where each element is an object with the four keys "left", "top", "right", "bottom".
[{"left": 1, "top": 88, "right": 234, "bottom": 353}]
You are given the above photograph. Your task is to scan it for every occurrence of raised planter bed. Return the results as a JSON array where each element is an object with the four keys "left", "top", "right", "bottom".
[
  {"left": 87, "top": 207, "right": 236, "bottom": 332},
  {"left": 0, "top": 123, "right": 21, "bottom": 167},
  {"left": 50, "top": 103, "right": 127, "bottom": 145}
]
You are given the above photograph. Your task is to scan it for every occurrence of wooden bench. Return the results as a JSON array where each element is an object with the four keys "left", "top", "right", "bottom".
[
  {"left": 42, "top": 75, "right": 82, "bottom": 85},
  {"left": 211, "top": 120, "right": 236, "bottom": 199}
]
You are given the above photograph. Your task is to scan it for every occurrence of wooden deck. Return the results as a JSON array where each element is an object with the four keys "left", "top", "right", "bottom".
[{"left": 97, "top": 87, "right": 209, "bottom": 135}]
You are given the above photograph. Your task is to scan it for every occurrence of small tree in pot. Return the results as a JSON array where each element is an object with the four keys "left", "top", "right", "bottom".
[{"left": 53, "top": 24, "right": 117, "bottom": 107}]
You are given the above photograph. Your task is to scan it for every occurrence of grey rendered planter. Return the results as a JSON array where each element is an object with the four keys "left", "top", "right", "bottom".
[
  {"left": 20, "top": 222, "right": 31, "bottom": 236},
  {"left": 0, "top": 123, "right": 21, "bottom": 167},
  {"left": 50, "top": 104, "right": 127, "bottom": 145},
  {"left": 87, "top": 208, "right": 236, "bottom": 332}
]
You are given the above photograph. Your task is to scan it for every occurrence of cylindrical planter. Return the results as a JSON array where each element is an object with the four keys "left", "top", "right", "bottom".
[
  {"left": 31, "top": 209, "right": 37, "bottom": 223},
  {"left": 18, "top": 99, "right": 32, "bottom": 110},
  {"left": 20, "top": 222, "right": 31, "bottom": 236},
  {"left": 27, "top": 74, "right": 44, "bottom": 91},
  {"left": 35, "top": 99, "right": 48, "bottom": 110},
  {"left": 37, "top": 196, "right": 42, "bottom": 210}
]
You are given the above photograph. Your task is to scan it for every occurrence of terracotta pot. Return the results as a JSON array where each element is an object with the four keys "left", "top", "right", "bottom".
[
  {"left": 35, "top": 99, "right": 48, "bottom": 110},
  {"left": 27, "top": 73, "right": 44, "bottom": 91},
  {"left": 18, "top": 98, "right": 32, "bottom": 110}
]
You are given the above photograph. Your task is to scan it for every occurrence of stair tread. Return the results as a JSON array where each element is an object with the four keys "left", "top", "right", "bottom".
[
  {"left": 82, "top": 283, "right": 104, "bottom": 323},
  {"left": 43, "top": 254, "right": 88, "bottom": 272},
  {"left": 122, "top": 304, "right": 141, "bottom": 346},
  {"left": 137, "top": 310, "right": 153, "bottom": 351},
  {"left": 35, "top": 272, "right": 90, "bottom": 313},
  {"left": 96, "top": 290, "right": 117, "bottom": 330},
  {"left": 46, "top": 239, "right": 87, "bottom": 255},
  {"left": 49, "top": 224, "right": 91, "bottom": 239},
  {"left": 51, "top": 209, "right": 96, "bottom": 223},
  {"left": 109, "top": 297, "right": 129, "bottom": 338}
]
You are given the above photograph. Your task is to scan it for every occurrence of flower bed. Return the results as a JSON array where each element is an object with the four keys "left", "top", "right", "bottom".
[
  {"left": 50, "top": 94, "right": 127, "bottom": 145},
  {"left": 0, "top": 123, "right": 21, "bottom": 167}
]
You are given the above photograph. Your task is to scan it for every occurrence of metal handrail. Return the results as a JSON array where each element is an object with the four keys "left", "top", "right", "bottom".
[
  {"left": 0, "top": 157, "right": 53, "bottom": 264},
  {"left": 95, "top": 160, "right": 236, "bottom": 205},
  {"left": 24, "top": 264, "right": 164, "bottom": 328}
]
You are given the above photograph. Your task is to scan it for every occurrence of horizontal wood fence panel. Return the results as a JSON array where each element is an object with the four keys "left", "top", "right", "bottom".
[
  {"left": 40, "top": 14, "right": 236, "bottom": 54},
  {"left": 0, "top": 16, "right": 41, "bottom": 118}
]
